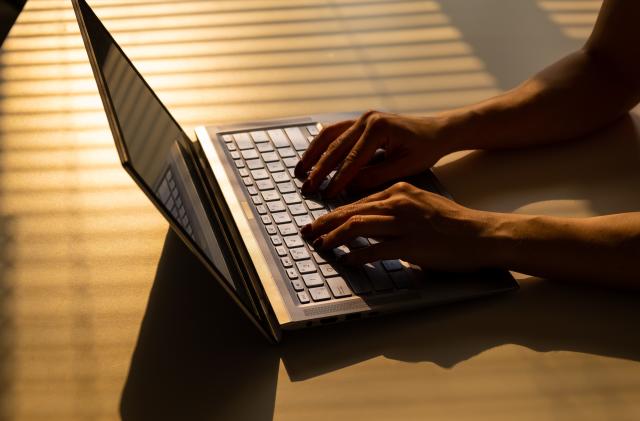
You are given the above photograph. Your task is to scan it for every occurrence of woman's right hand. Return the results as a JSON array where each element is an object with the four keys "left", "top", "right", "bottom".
[{"left": 294, "top": 110, "right": 456, "bottom": 198}]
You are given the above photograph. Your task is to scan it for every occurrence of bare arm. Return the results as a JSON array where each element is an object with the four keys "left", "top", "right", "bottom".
[
  {"left": 488, "top": 212, "right": 640, "bottom": 289},
  {"left": 441, "top": 0, "right": 640, "bottom": 153}
]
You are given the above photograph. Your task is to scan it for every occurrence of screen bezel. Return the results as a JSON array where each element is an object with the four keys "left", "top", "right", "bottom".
[{"left": 72, "top": 0, "right": 278, "bottom": 342}]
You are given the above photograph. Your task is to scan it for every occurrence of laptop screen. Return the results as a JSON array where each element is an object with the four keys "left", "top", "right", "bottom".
[{"left": 75, "top": 1, "right": 257, "bottom": 305}]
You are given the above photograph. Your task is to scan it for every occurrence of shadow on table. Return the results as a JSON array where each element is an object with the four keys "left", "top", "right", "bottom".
[
  {"left": 120, "top": 113, "right": 640, "bottom": 418},
  {"left": 119, "top": 229, "right": 280, "bottom": 421}
]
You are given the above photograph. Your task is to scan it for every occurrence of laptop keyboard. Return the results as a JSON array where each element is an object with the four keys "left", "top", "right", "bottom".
[
  {"left": 221, "top": 124, "right": 414, "bottom": 305},
  {"left": 157, "top": 168, "right": 194, "bottom": 237}
]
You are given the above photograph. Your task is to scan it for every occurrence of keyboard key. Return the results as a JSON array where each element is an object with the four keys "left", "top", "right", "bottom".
[
  {"left": 261, "top": 190, "right": 280, "bottom": 201},
  {"left": 250, "top": 130, "right": 269, "bottom": 143},
  {"left": 309, "top": 286, "right": 331, "bottom": 301},
  {"left": 242, "top": 176, "right": 253, "bottom": 186},
  {"left": 288, "top": 203, "right": 307, "bottom": 215},
  {"left": 267, "top": 161, "right": 285, "bottom": 172},
  {"left": 319, "top": 264, "right": 339, "bottom": 278},
  {"left": 312, "top": 251, "right": 327, "bottom": 264},
  {"left": 241, "top": 149, "right": 258, "bottom": 160},
  {"left": 285, "top": 127, "right": 309, "bottom": 151},
  {"left": 294, "top": 214, "right": 313, "bottom": 227},
  {"left": 296, "top": 260, "right": 316, "bottom": 274},
  {"left": 266, "top": 225, "right": 277, "bottom": 235},
  {"left": 302, "top": 273, "right": 324, "bottom": 287},
  {"left": 275, "top": 246, "right": 287, "bottom": 256},
  {"left": 251, "top": 169, "right": 269, "bottom": 180},
  {"left": 390, "top": 270, "right": 413, "bottom": 289},
  {"left": 251, "top": 195, "right": 262, "bottom": 205},
  {"left": 257, "top": 142, "right": 274, "bottom": 153},
  {"left": 247, "top": 159, "right": 263, "bottom": 169},
  {"left": 364, "top": 262, "right": 394, "bottom": 291},
  {"left": 261, "top": 215, "right": 272, "bottom": 225},
  {"left": 345, "top": 271, "right": 372, "bottom": 295},
  {"left": 348, "top": 237, "right": 369, "bottom": 249},
  {"left": 292, "top": 279, "right": 305, "bottom": 292},
  {"left": 234, "top": 133, "right": 253, "bottom": 149},
  {"left": 238, "top": 168, "right": 249, "bottom": 177},
  {"left": 306, "top": 124, "right": 319, "bottom": 136},
  {"left": 278, "top": 223, "right": 297, "bottom": 236},
  {"left": 333, "top": 245, "right": 350, "bottom": 259},
  {"left": 262, "top": 152, "right": 279, "bottom": 162},
  {"left": 283, "top": 157, "right": 299, "bottom": 168},
  {"left": 297, "top": 291, "right": 310, "bottom": 304},
  {"left": 268, "top": 129, "right": 289, "bottom": 148},
  {"left": 256, "top": 179, "right": 274, "bottom": 190},
  {"left": 286, "top": 268, "right": 298, "bottom": 279},
  {"left": 222, "top": 134, "right": 234, "bottom": 143},
  {"left": 272, "top": 212, "right": 291, "bottom": 224},
  {"left": 277, "top": 182, "right": 295, "bottom": 193},
  {"left": 288, "top": 168, "right": 296, "bottom": 177},
  {"left": 256, "top": 205, "right": 267, "bottom": 215},
  {"left": 281, "top": 256, "right": 293, "bottom": 268},
  {"left": 231, "top": 151, "right": 242, "bottom": 160},
  {"left": 226, "top": 142, "right": 237, "bottom": 151},
  {"left": 290, "top": 247, "right": 310, "bottom": 261},
  {"left": 326, "top": 277, "right": 352, "bottom": 298},
  {"left": 305, "top": 199, "right": 324, "bottom": 210},
  {"left": 270, "top": 235, "right": 282, "bottom": 246},
  {"left": 247, "top": 186, "right": 258, "bottom": 195},
  {"left": 311, "top": 209, "right": 328, "bottom": 219},
  {"left": 277, "top": 147, "right": 296, "bottom": 158},
  {"left": 267, "top": 201, "right": 285, "bottom": 212},
  {"left": 382, "top": 259, "right": 403, "bottom": 271},
  {"left": 284, "top": 236, "right": 304, "bottom": 248},
  {"left": 272, "top": 172, "right": 289, "bottom": 183},
  {"left": 283, "top": 192, "right": 302, "bottom": 204},
  {"left": 234, "top": 159, "right": 245, "bottom": 168}
]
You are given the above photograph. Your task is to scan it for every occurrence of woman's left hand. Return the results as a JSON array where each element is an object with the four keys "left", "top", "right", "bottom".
[{"left": 301, "top": 181, "right": 503, "bottom": 272}]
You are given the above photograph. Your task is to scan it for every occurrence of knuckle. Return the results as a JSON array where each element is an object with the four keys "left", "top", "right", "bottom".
[
  {"left": 362, "top": 110, "right": 377, "bottom": 120},
  {"left": 345, "top": 215, "right": 364, "bottom": 230},
  {"left": 367, "top": 113, "right": 386, "bottom": 129}
]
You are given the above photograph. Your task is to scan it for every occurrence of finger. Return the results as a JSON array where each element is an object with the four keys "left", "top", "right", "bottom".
[
  {"left": 341, "top": 240, "right": 403, "bottom": 265},
  {"left": 301, "top": 200, "right": 390, "bottom": 240},
  {"left": 348, "top": 153, "right": 422, "bottom": 193},
  {"left": 302, "top": 122, "right": 366, "bottom": 194},
  {"left": 295, "top": 119, "right": 354, "bottom": 179},
  {"left": 314, "top": 215, "right": 398, "bottom": 251},
  {"left": 323, "top": 120, "right": 384, "bottom": 198}
]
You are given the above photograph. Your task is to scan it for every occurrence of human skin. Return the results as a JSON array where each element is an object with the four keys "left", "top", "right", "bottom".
[{"left": 295, "top": 0, "right": 640, "bottom": 289}]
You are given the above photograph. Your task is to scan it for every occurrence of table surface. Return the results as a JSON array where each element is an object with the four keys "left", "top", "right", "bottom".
[{"left": 1, "top": 1, "right": 639, "bottom": 420}]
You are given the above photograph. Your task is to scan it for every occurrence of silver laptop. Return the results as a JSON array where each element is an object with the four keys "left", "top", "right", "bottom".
[{"left": 73, "top": 0, "right": 518, "bottom": 343}]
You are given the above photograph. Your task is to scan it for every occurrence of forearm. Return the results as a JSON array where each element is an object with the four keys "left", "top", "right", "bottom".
[
  {"left": 435, "top": 48, "right": 640, "bottom": 154},
  {"left": 483, "top": 211, "right": 640, "bottom": 289}
]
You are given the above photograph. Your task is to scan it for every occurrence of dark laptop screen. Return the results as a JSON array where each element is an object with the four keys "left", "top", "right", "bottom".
[{"left": 76, "top": 1, "right": 243, "bottom": 292}]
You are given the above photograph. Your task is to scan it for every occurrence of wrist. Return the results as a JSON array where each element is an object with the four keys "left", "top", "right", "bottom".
[
  {"left": 475, "top": 210, "right": 525, "bottom": 269},
  {"left": 432, "top": 108, "right": 479, "bottom": 156}
]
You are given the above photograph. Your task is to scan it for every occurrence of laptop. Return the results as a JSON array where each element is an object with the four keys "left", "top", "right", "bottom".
[{"left": 73, "top": 0, "right": 518, "bottom": 343}]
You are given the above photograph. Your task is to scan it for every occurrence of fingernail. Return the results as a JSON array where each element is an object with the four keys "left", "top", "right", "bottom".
[
  {"left": 300, "top": 224, "right": 312, "bottom": 237},
  {"left": 312, "top": 236, "right": 324, "bottom": 250}
]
